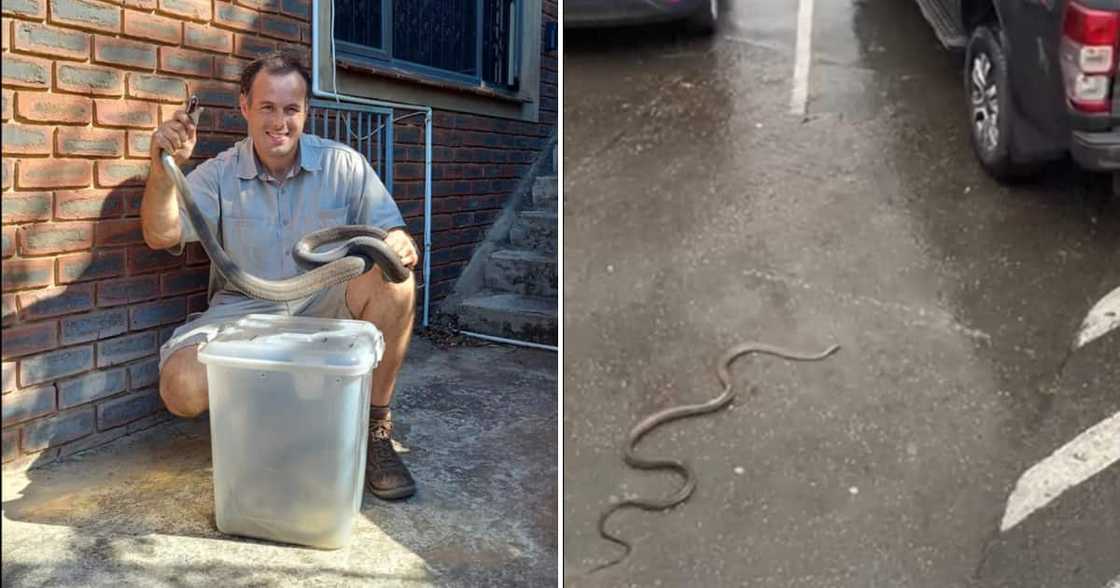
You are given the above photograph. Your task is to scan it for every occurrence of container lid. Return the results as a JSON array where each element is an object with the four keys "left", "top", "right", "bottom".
[{"left": 197, "top": 314, "right": 384, "bottom": 376}]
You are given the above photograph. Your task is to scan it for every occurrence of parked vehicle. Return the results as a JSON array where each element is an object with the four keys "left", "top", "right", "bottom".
[
  {"left": 915, "top": 0, "right": 1119, "bottom": 186},
  {"left": 565, "top": 0, "right": 720, "bottom": 35}
]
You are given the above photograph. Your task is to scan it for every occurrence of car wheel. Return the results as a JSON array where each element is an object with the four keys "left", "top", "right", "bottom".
[
  {"left": 964, "top": 25, "right": 1038, "bottom": 181},
  {"left": 686, "top": 0, "right": 719, "bottom": 35}
]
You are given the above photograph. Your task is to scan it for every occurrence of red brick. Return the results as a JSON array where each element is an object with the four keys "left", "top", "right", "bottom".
[
  {"left": 12, "top": 21, "right": 91, "bottom": 61},
  {"left": 54, "top": 189, "right": 124, "bottom": 219},
  {"left": 123, "top": 0, "right": 155, "bottom": 8},
  {"left": 157, "top": 0, "right": 210, "bottom": 22},
  {"left": 234, "top": 33, "right": 274, "bottom": 58},
  {"left": 1, "top": 321, "right": 58, "bottom": 358},
  {"left": 122, "top": 9, "right": 180, "bottom": 44},
  {"left": 261, "top": 13, "right": 299, "bottom": 41},
  {"left": 187, "top": 79, "right": 239, "bottom": 108},
  {"left": 96, "top": 160, "right": 148, "bottom": 187},
  {"left": 56, "top": 127, "right": 125, "bottom": 157},
  {"left": 2, "top": 89, "right": 12, "bottom": 121},
  {"left": 2, "top": 293, "right": 15, "bottom": 326},
  {"left": 18, "top": 159, "right": 91, "bottom": 189},
  {"left": 93, "top": 35, "right": 156, "bottom": 70},
  {"left": 185, "top": 241, "right": 208, "bottom": 264},
  {"left": 57, "top": 249, "right": 126, "bottom": 283},
  {"left": 94, "top": 98, "right": 157, "bottom": 128},
  {"left": 278, "top": 0, "right": 307, "bottom": 19},
  {"left": 2, "top": 53, "right": 51, "bottom": 89},
  {"left": 49, "top": 0, "right": 121, "bottom": 34},
  {"left": 16, "top": 93, "right": 93, "bottom": 124},
  {"left": 213, "top": 108, "right": 246, "bottom": 133},
  {"left": 2, "top": 227, "right": 14, "bottom": 259},
  {"left": 127, "top": 244, "right": 177, "bottom": 273},
  {"left": 2, "top": 123, "right": 53, "bottom": 155},
  {"left": 55, "top": 62, "right": 125, "bottom": 97},
  {"left": 95, "top": 274, "right": 158, "bottom": 306},
  {"left": 2, "top": 159, "right": 12, "bottom": 190},
  {"left": 18, "top": 283, "right": 95, "bottom": 319},
  {"left": 158, "top": 47, "right": 213, "bottom": 77},
  {"left": 1, "top": 383, "right": 56, "bottom": 426},
  {"left": 234, "top": 0, "right": 262, "bottom": 9},
  {"left": 184, "top": 23, "right": 233, "bottom": 54},
  {"left": 214, "top": 1, "right": 257, "bottom": 32},
  {"left": 3, "top": 0, "right": 47, "bottom": 18},
  {"left": 300, "top": 23, "right": 309, "bottom": 42},
  {"left": 127, "top": 73, "right": 187, "bottom": 102},
  {"left": 213, "top": 55, "right": 248, "bottom": 82},
  {"left": 126, "top": 130, "right": 151, "bottom": 158},
  {"left": 2, "top": 259, "right": 53, "bottom": 291},
  {"left": 93, "top": 218, "right": 143, "bottom": 246},
  {"left": 2, "top": 361, "right": 15, "bottom": 393},
  {"left": 19, "top": 222, "right": 93, "bottom": 255},
  {"left": 187, "top": 291, "right": 207, "bottom": 314}
]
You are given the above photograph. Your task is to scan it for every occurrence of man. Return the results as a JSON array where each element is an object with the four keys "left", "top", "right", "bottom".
[{"left": 141, "top": 51, "right": 418, "bottom": 500}]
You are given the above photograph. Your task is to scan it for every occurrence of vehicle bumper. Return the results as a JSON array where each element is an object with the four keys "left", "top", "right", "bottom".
[
  {"left": 565, "top": 0, "right": 707, "bottom": 28},
  {"left": 1071, "top": 130, "right": 1120, "bottom": 172}
]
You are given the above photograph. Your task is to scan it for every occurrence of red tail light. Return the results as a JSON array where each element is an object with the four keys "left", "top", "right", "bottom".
[{"left": 1061, "top": 2, "right": 1119, "bottom": 113}]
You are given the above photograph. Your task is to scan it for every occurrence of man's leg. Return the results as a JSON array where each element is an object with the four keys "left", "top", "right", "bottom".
[
  {"left": 346, "top": 267, "right": 417, "bottom": 500},
  {"left": 160, "top": 345, "right": 209, "bottom": 418}
]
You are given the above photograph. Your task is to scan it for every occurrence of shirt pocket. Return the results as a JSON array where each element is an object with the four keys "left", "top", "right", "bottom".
[
  {"left": 223, "top": 215, "right": 284, "bottom": 281},
  {"left": 316, "top": 205, "right": 350, "bottom": 230}
]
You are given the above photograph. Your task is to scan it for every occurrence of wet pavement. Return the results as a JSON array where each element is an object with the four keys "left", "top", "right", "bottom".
[{"left": 562, "top": 1, "right": 1119, "bottom": 587}]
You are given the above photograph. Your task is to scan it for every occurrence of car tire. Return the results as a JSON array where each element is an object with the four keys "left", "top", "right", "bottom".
[
  {"left": 964, "top": 25, "right": 1039, "bottom": 181},
  {"left": 686, "top": 0, "right": 719, "bottom": 35}
]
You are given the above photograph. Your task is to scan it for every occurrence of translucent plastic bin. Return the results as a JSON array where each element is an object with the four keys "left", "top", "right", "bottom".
[{"left": 197, "top": 314, "right": 384, "bottom": 549}]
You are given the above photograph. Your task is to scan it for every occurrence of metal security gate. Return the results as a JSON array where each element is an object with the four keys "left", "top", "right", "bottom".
[{"left": 308, "top": 99, "right": 394, "bottom": 188}]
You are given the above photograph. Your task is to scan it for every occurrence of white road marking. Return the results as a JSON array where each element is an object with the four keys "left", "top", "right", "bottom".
[
  {"left": 790, "top": 0, "right": 815, "bottom": 115},
  {"left": 1000, "top": 411, "right": 1120, "bottom": 532},
  {"left": 1075, "top": 286, "right": 1120, "bottom": 349}
]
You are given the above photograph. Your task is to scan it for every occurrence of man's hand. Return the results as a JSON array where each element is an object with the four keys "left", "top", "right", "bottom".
[
  {"left": 385, "top": 228, "right": 418, "bottom": 269},
  {"left": 150, "top": 109, "right": 198, "bottom": 166}
]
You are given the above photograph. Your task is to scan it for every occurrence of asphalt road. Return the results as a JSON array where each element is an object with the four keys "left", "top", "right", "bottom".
[{"left": 562, "top": 1, "right": 1120, "bottom": 586}]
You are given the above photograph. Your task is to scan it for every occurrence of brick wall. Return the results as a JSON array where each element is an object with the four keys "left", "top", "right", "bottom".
[{"left": 1, "top": 0, "right": 557, "bottom": 469}]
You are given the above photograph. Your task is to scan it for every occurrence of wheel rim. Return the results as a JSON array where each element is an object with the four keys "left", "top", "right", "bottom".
[{"left": 970, "top": 53, "right": 999, "bottom": 153}]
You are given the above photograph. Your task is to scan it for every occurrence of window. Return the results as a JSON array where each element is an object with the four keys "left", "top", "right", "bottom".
[{"left": 334, "top": 0, "right": 521, "bottom": 92}]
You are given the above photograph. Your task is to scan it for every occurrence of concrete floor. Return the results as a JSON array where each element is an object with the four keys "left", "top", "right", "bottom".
[
  {"left": 563, "top": 0, "right": 1120, "bottom": 586},
  {"left": 2, "top": 337, "right": 558, "bottom": 587}
]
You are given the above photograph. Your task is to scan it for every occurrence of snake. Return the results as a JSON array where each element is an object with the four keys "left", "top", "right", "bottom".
[
  {"left": 589, "top": 341, "right": 842, "bottom": 573},
  {"left": 158, "top": 96, "right": 410, "bottom": 303}
]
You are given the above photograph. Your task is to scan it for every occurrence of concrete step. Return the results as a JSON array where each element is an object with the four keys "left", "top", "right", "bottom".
[
  {"left": 485, "top": 248, "right": 557, "bottom": 297},
  {"left": 509, "top": 210, "right": 557, "bottom": 254},
  {"left": 457, "top": 291, "right": 557, "bottom": 345},
  {"left": 532, "top": 176, "right": 557, "bottom": 209}
]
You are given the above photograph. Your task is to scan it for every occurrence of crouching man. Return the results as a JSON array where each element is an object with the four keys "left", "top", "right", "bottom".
[{"left": 140, "top": 50, "right": 417, "bottom": 500}]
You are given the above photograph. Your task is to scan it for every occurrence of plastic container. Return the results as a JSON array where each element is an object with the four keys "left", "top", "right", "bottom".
[{"left": 197, "top": 313, "right": 384, "bottom": 549}]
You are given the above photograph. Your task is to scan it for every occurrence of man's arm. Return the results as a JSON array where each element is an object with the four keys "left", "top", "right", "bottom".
[{"left": 141, "top": 109, "right": 198, "bottom": 250}]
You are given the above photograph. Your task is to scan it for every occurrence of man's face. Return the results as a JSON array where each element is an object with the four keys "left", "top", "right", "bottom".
[{"left": 239, "top": 70, "right": 308, "bottom": 167}]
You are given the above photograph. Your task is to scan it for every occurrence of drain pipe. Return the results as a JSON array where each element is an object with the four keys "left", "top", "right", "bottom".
[
  {"left": 311, "top": 0, "right": 434, "bottom": 326},
  {"left": 458, "top": 330, "right": 558, "bottom": 352}
]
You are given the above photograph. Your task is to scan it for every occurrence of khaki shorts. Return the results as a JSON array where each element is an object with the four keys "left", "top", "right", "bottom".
[{"left": 158, "top": 283, "right": 354, "bottom": 370}]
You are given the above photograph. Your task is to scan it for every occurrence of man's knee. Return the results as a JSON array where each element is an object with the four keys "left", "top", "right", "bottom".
[
  {"left": 160, "top": 346, "right": 209, "bottom": 418},
  {"left": 348, "top": 268, "right": 416, "bottom": 321}
]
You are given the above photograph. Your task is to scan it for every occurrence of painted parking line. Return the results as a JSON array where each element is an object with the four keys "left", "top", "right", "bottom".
[
  {"left": 1075, "top": 286, "right": 1120, "bottom": 349},
  {"left": 790, "top": 0, "right": 815, "bottom": 115},
  {"left": 1000, "top": 411, "right": 1120, "bottom": 532}
]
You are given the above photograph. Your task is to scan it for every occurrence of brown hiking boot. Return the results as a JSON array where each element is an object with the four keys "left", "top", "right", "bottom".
[{"left": 366, "top": 416, "right": 416, "bottom": 500}]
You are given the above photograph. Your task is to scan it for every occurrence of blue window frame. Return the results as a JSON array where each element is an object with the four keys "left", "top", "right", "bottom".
[{"left": 334, "top": 0, "right": 521, "bottom": 92}]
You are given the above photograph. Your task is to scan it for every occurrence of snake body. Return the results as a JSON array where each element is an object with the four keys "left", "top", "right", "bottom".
[
  {"left": 591, "top": 341, "right": 841, "bottom": 573},
  {"left": 160, "top": 149, "right": 409, "bottom": 303}
]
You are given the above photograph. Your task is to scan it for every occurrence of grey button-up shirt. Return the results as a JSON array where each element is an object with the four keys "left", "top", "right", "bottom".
[{"left": 173, "top": 133, "right": 405, "bottom": 297}]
